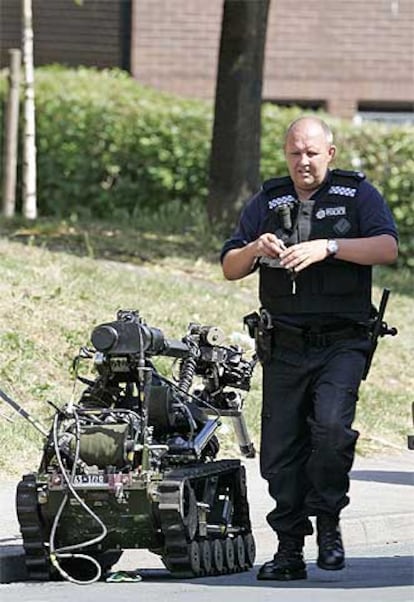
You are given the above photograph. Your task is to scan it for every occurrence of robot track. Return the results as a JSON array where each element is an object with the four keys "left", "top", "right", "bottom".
[
  {"left": 157, "top": 459, "right": 256, "bottom": 577},
  {"left": 16, "top": 473, "right": 51, "bottom": 581}
]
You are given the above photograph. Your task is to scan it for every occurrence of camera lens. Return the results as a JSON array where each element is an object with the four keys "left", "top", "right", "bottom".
[{"left": 91, "top": 325, "right": 119, "bottom": 351}]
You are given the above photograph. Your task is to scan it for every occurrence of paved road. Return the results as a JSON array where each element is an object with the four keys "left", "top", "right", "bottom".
[{"left": 0, "top": 542, "right": 412, "bottom": 602}]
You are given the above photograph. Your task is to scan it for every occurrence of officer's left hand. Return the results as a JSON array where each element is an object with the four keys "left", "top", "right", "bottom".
[{"left": 279, "top": 239, "right": 329, "bottom": 273}]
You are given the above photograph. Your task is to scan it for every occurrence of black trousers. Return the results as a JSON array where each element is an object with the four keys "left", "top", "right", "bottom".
[{"left": 260, "top": 337, "right": 370, "bottom": 539}]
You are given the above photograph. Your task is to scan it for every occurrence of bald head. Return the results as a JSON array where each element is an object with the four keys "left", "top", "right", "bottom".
[{"left": 284, "top": 116, "right": 334, "bottom": 148}]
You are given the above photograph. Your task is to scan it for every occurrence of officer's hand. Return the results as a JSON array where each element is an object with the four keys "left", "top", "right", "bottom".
[
  {"left": 279, "top": 239, "right": 329, "bottom": 272},
  {"left": 255, "top": 233, "right": 286, "bottom": 259}
]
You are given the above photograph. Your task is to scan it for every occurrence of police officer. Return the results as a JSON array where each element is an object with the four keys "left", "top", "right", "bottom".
[{"left": 221, "top": 116, "right": 398, "bottom": 581}]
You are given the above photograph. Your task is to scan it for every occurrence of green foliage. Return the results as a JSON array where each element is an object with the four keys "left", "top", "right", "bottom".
[
  {"left": 0, "top": 66, "right": 412, "bottom": 267},
  {"left": 0, "top": 66, "right": 212, "bottom": 218}
]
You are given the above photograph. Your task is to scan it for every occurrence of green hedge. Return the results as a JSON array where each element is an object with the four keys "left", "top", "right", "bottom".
[
  {"left": 0, "top": 66, "right": 212, "bottom": 219},
  {"left": 0, "top": 66, "right": 412, "bottom": 267}
]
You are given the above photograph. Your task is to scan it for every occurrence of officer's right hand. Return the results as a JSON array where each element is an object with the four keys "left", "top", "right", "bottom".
[
  {"left": 255, "top": 233, "right": 286, "bottom": 259},
  {"left": 223, "top": 233, "right": 287, "bottom": 281}
]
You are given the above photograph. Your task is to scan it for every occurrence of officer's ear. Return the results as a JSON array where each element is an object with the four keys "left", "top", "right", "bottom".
[{"left": 328, "top": 145, "right": 336, "bottom": 163}]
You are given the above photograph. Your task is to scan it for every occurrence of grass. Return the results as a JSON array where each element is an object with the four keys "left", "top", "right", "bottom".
[{"left": 0, "top": 214, "right": 412, "bottom": 477}]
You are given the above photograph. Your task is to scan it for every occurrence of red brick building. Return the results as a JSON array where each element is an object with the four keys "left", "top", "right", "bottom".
[{"left": 1, "top": 0, "right": 413, "bottom": 120}]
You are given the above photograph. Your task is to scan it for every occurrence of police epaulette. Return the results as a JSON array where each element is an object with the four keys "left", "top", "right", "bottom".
[
  {"left": 262, "top": 176, "right": 292, "bottom": 192},
  {"left": 331, "top": 168, "right": 366, "bottom": 182}
]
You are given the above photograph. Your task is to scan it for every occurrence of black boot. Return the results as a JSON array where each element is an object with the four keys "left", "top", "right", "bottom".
[
  {"left": 316, "top": 514, "right": 345, "bottom": 570},
  {"left": 257, "top": 536, "right": 307, "bottom": 581}
]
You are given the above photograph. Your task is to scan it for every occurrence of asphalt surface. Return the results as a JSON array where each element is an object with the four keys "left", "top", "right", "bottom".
[{"left": 1, "top": 449, "right": 413, "bottom": 583}]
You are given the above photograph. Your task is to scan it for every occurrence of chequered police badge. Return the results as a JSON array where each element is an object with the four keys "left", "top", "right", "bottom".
[
  {"left": 268, "top": 194, "right": 296, "bottom": 210},
  {"left": 328, "top": 185, "right": 357, "bottom": 197}
]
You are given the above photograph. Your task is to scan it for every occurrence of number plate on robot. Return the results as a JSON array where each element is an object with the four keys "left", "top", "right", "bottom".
[{"left": 72, "top": 474, "right": 107, "bottom": 487}]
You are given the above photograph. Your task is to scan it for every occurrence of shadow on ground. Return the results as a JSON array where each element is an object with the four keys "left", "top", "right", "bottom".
[{"left": 351, "top": 470, "right": 414, "bottom": 486}]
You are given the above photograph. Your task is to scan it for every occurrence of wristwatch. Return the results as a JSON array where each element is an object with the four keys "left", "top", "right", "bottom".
[{"left": 326, "top": 239, "right": 339, "bottom": 256}]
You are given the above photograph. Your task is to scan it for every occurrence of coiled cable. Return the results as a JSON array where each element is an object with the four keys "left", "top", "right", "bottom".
[{"left": 48, "top": 410, "right": 108, "bottom": 584}]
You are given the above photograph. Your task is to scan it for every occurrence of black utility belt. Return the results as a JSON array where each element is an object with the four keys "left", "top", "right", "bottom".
[
  {"left": 243, "top": 310, "right": 368, "bottom": 363},
  {"left": 271, "top": 320, "right": 368, "bottom": 350}
]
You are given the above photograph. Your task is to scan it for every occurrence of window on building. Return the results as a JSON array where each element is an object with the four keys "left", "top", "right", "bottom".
[
  {"left": 355, "top": 102, "right": 414, "bottom": 125},
  {"left": 265, "top": 99, "right": 326, "bottom": 111}
]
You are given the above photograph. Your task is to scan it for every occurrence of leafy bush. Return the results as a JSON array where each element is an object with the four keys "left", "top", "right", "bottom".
[
  {"left": 0, "top": 66, "right": 212, "bottom": 219},
  {"left": 0, "top": 66, "right": 412, "bottom": 267}
]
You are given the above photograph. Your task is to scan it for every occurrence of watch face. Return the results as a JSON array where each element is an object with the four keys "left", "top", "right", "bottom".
[{"left": 328, "top": 240, "right": 338, "bottom": 255}]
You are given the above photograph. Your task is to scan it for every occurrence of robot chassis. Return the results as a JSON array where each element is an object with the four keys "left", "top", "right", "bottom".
[{"left": 9, "top": 310, "right": 258, "bottom": 584}]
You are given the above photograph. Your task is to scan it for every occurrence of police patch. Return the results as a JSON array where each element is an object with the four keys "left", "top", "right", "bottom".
[
  {"left": 328, "top": 185, "right": 357, "bottom": 197},
  {"left": 268, "top": 194, "right": 296, "bottom": 210},
  {"left": 316, "top": 206, "right": 346, "bottom": 219},
  {"left": 333, "top": 217, "right": 352, "bottom": 235}
]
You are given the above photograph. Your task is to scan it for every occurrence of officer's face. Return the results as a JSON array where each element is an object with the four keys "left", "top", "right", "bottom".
[{"left": 284, "top": 121, "right": 336, "bottom": 200}]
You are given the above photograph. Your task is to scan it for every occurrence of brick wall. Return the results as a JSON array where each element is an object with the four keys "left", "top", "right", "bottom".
[
  {"left": 130, "top": 0, "right": 414, "bottom": 118},
  {"left": 1, "top": 0, "right": 413, "bottom": 118},
  {"left": 264, "top": 0, "right": 414, "bottom": 117},
  {"left": 130, "top": 0, "right": 223, "bottom": 99}
]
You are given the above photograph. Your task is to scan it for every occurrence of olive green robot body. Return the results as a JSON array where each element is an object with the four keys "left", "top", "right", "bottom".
[{"left": 14, "top": 311, "right": 257, "bottom": 583}]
